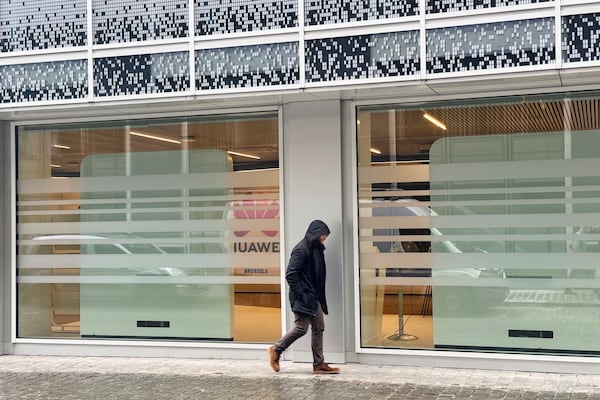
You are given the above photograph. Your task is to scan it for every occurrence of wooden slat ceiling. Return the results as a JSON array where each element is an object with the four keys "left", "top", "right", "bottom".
[
  {"left": 30, "top": 98, "right": 600, "bottom": 174},
  {"left": 367, "top": 98, "right": 600, "bottom": 158},
  {"left": 44, "top": 118, "right": 279, "bottom": 174}
]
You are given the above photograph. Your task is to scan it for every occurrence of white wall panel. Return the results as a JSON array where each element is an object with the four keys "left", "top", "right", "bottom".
[
  {"left": 282, "top": 99, "right": 345, "bottom": 363},
  {"left": 0, "top": 121, "right": 9, "bottom": 353}
]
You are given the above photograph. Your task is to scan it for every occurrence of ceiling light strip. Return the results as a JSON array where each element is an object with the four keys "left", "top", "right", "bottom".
[
  {"left": 423, "top": 113, "right": 447, "bottom": 130},
  {"left": 227, "top": 150, "right": 261, "bottom": 160},
  {"left": 129, "top": 131, "right": 182, "bottom": 144}
]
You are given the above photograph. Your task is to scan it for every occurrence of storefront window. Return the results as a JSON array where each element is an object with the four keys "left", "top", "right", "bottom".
[
  {"left": 357, "top": 95, "right": 600, "bottom": 354},
  {"left": 17, "top": 113, "right": 281, "bottom": 342}
]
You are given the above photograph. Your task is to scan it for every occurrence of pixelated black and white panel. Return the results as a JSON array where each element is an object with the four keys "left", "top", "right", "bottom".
[
  {"left": 305, "top": 0, "right": 418, "bottom": 26},
  {"left": 427, "top": 18, "right": 555, "bottom": 73},
  {"left": 94, "top": 52, "right": 190, "bottom": 96},
  {"left": 563, "top": 13, "right": 600, "bottom": 63},
  {"left": 0, "top": 60, "right": 88, "bottom": 103},
  {"left": 0, "top": 0, "right": 86, "bottom": 52},
  {"left": 93, "top": 0, "right": 188, "bottom": 44},
  {"left": 196, "top": 1, "right": 297, "bottom": 35},
  {"left": 196, "top": 42, "right": 299, "bottom": 89},
  {"left": 427, "top": 0, "right": 551, "bottom": 14},
  {"left": 305, "top": 31, "right": 420, "bottom": 82}
]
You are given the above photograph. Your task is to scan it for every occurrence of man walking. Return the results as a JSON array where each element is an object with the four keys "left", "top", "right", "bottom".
[{"left": 268, "top": 219, "right": 340, "bottom": 374}]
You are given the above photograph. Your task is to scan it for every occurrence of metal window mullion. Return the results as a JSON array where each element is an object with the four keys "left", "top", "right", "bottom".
[
  {"left": 420, "top": 0, "right": 427, "bottom": 79},
  {"left": 189, "top": 0, "right": 196, "bottom": 94},
  {"left": 555, "top": 0, "right": 562, "bottom": 69},
  {"left": 10, "top": 121, "right": 18, "bottom": 342},
  {"left": 564, "top": 99, "right": 573, "bottom": 251},
  {"left": 277, "top": 105, "right": 287, "bottom": 338},
  {"left": 299, "top": 0, "right": 306, "bottom": 85},
  {"left": 87, "top": 0, "right": 94, "bottom": 101}
]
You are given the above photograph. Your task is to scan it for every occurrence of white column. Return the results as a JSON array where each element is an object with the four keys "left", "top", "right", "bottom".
[
  {"left": 282, "top": 100, "right": 345, "bottom": 364},
  {"left": 0, "top": 121, "right": 11, "bottom": 354}
]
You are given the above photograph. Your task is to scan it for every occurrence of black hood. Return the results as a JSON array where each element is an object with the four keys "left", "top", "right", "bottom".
[{"left": 304, "top": 220, "right": 330, "bottom": 243}]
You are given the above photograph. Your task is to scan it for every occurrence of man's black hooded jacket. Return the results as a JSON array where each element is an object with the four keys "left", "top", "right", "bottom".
[{"left": 286, "top": 220, "right": 330, "bottom": 317}]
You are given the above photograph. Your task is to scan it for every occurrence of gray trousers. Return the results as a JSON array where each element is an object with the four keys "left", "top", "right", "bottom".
[{"left": 274, "top": 303, "right": 325, "bottom": 366}]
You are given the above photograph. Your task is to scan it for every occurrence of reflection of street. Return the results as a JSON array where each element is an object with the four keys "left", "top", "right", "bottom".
[
  {"left": 504, "top": 289, "right": 600, "bottom": 305},
  {"left": 434, "top": 288, "right": 600, "bottom": 352}
]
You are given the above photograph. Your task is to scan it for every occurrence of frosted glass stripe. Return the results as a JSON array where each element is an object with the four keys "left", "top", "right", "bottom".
[
  {"left": 361, "top": 234, "right": 432, "bottom": 242},
  {"left": 429, "top": 198, "right": 600, "bottom": 207},
  {"left": 19, "top": 173, "right": 227, "bottom": 194},
  {"left": 361, "top": 277, "right": 600, "bottom": 288},
  {"left": 361, "top": 277, "right": 432, "bottom": 286},
  {"left": 431, "top": 213, "right": 600, "bottom": 229},
  {"left": 18, "top": 254, "right": 278, "bottom": 268},
  {"left": 18, "top": 276, "right": 281, "bottom": 284},
  {"left": 430, "top": 187, "right": 584, "bottom": 197},
  {"left": 431, "top": 159, "right": 600, "bottom": 181},
  {"left": 358, "top": 190, "right": 431, "bottom": 198},
  {"left": 360, "top": 233, "right": 600, "bottom": 242},
  {"left": 429, "top": 185, "right": 600, "bottom": 196},
  {"left": 359, "top": 194, "right": 600, "bottom": 208},
  {"left": 18, "top": 203, "right": 280, "bottom": 216},
  {"left": 17, "top": 213, "right": 282, "bottom": 232},
  {"left": 362, "top": 200, "right": 430, "bottom": 208},
  {"left": 359, "top": 216, "right": 430, "bottom": 229},
  {"left": 19, "top": 236, "right": 279, "bottom": 245},
  {"left": 18, "top": 206, "right": 235, "bottom": 216},
  {"left": 430, "top": 253, "right": 600, "bottom": 269},
  {"left": 18, "top": 218, "right": 278, "bottom": 235},
  {"left": 500, "top": 282, "right": 600, "bottom": 292},
  {"left": 360, "top": 253, "right": 430, "bottom": 268},
  {"left": 18, "top": 170, "right": 278, "bottom": 195},
  {"left": 18, "top": 193, "right": 279, "bottom": 207}
]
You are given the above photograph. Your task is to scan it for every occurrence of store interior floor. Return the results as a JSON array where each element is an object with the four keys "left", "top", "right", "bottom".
[
  {"left": 372, "top": 314, "right": 433, "bottom": 348},
  {"left": 235, "top": 306, "right": 434, "bottom": 348},
  {"left": 50, "top": 308, "right": 432, "bottom": 348},
  {"left": 50, "top": 304, "right": 283, "bottom": 343}
]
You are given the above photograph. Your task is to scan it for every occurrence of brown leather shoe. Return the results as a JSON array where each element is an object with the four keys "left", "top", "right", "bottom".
[
  {"left": 268, "top": 346, "right": 280, "bottom": 372},
  {"left": 313, "top": 363, "right": 340, "bottom": 374}
]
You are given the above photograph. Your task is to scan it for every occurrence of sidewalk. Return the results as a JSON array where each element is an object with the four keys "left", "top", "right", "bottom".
[{"left": 1, "top": 355, "right": 599, "bottom": 399}]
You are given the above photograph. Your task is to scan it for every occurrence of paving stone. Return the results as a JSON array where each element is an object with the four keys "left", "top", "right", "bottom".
[{"left": 1, "top": 356, "right": 599, "bottom": 399}]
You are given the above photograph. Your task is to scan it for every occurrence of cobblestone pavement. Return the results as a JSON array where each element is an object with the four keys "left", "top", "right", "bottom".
[{"left": 1, "top": 355, "right": 600, "bottom": 399}]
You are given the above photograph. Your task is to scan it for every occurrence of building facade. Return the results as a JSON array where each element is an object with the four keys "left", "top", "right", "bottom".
[{"left": 2, "top": 0, "right": 600, "bottom": 373}]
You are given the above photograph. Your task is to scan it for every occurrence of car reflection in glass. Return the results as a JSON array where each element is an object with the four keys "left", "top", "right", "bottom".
[
  {"left": 28, "top": 234, "right": 209, "bottom": 298},
  {"left": 370, "top": 199, "right": 508, "bottom": 313}
]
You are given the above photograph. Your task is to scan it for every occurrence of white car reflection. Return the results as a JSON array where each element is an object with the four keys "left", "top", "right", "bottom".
[
  {"left": 26, "top": 234, "right": 209, "bottom": 297},
  {"left": 370, "top": 199, "right": 508, "bottom": 311}
]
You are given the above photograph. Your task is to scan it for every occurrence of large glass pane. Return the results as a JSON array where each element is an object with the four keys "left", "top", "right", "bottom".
[
  {"left": 357, "top": 109, "right": 432, "bottom": 349},
  {"left": 357, "top": 96, "right": 600, "bottom": 354},
  {"left": 17, "top": 113, "right": 281, "bottom": 343}
]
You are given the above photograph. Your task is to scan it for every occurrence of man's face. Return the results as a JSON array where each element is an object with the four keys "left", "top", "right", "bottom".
[{"left": 319, "top": 234, "right": 328, "bottom": 244}]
